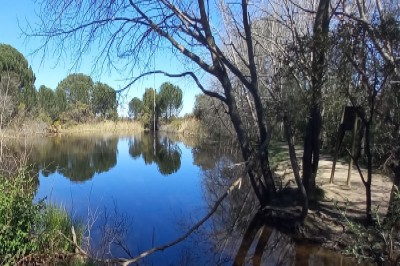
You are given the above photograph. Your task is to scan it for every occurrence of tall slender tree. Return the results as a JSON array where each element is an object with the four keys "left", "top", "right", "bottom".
[{"left": 158, "top": 82, "right": 183, "bottom": 120}]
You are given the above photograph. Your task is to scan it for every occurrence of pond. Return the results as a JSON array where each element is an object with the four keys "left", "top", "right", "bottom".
[{"left": 11, "top": 133, "right": 364, "bottom": 265}]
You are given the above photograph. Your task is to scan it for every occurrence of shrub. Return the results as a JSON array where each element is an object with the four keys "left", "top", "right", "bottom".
[
  {"left": 35, "top": 204, "right": 83, "bottom": 254},
  {"left": 0, "top": 172, "right": 83, "bottom": 265},
  {"left": 0, "top": 173, "right": 40, "bottom": 265},
  {"left": 340, "top": 194, "right": 400, "bottom": 264}
]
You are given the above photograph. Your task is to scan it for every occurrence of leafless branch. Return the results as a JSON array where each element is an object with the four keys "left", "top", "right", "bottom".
[{"left": 116, "top": 70, "right": 227, "bottom": 103}]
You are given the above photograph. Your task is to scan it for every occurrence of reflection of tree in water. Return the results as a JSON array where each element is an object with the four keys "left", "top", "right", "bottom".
[
  {"left": 192, "top": 142, "right": 354, "bottom": 265},
  {"left": 128, "top": 133, "right": 181, "bottom": 176},
  {"left": 31, "top": 136, "right": 118, "bottom": 182},
  {"left": 192, "top": 139, "right": 240, "bottom": 171}
]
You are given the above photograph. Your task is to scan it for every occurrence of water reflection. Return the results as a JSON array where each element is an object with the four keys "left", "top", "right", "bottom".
[
  {"left": 128, "top": 133, "right": 181, "bottom": 175},
  {"left": 192, "top": 139, "right": 240, "bottom": 171},
  {"left": 31, "top": 137, "right": 118, "bottom": 182},
  {"left": 3, "top": 134, "right": 367, "bottom": 265},
  {"left": 25, "top": 133, "right": 182, "bottom": 182},
  {"left": 232, "top": 212, "right": 360, "bottom": 266}
]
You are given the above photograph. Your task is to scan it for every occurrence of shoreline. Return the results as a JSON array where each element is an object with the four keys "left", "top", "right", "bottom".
[{"left": 0, "top": 126, "right": 396, "bottom": 263}]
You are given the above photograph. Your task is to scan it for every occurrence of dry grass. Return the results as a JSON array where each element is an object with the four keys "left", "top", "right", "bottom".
[
  {"left": 159, "top": 117, "right": 207, "bottom": 137},
  {"left": 1, "top": 118, "right": 202, "bottom": 138},
  {"left": 1, "top": 121, "right": 48, "bottom": 138},
  {"left": 61, "top": 120, "right": 143, "bottom": 134}
]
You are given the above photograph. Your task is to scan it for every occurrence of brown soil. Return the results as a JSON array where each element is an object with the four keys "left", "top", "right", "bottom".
[
  {"left": 316, "top": 155, "right": 392, "bottom": 217},
  {"left": 275, "top": 152, "right": 394, "bottom": 252}
]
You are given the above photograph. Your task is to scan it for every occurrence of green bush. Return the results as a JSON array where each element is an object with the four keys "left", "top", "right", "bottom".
[
  {"left": 0, "top": 173, "right": 40, "bottom": 265},
  {"left": 340, "top": 192, "right": 400, "bottom": 264},
  {"left": 35, "top": 204, "right": 83, "bottom": 254},
  {"left": 0, "top": 172, "right": 83, "bottom": 265}
]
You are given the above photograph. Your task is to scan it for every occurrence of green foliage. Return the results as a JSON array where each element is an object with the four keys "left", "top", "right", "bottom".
[
  {"left": 38, "top": 85, "right": 58, "bottom": 119},
  {"left": 0, "top": 44, "right": 35, "bottom": 90},
  {"left": 193, "top": 94, "right": 208, "bottom": 120},
  {"left": 57, "top": 73, "right": 93, "bottom": 107},
  {"left": 377, "top": 12, "right": 400, "bottom": 44},
  {"left": 142, "top": 88, "right": 158, "bottom": 114},
  {"left": 192, "top": 93, "right": 234, "bottom": 137},
  {"left": 55, "top": 86, "right": 67, "bottom": 115},
  {"left": 0, "top": 172, "right": 84, "bottom": 265},
  {"left": 0, "top": 44, "right": 36, "bottom": 124},
  {"left": 158, "top": 82, "right": 183, "bottom": 120},
  {"left": 37, "top": 109, "right": 52, "bottom": 123},
  {"left": 92, "top": 82, "right": 117, "bottom": 119},
  {"left": 0, "top": 45, "right": 119, "bottom": 126},
  {"left": 0, "top": 173, "right": 40, "bottom": 264},
  {"left": 128, "top": 97, "right": 143, "bottom": 119},
  {"left": 60, "top": 102, "right": 93, "bottom": 124},
  {"left": 35, "top": 205, "right": 83, "bottom": 254},
  {"left": 141, "top": 88, "right": 160, "bottom": 129},
  {"left": 139, "top": 112, "right": 151, "bottom": 129},
  {"left": 130, "top": 83, "right": 183, "bottom": 128},
  {"left": 18, "top": 84, "right": 37, "bottom": 113},
  {"left": 0, "top": 72, "right": 19, "bottom": 126},
  {"left": 340, "top": 193, "right": 400, "bottom": 264}
]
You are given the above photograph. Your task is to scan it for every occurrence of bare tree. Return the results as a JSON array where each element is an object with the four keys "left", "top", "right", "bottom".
[
  {"left": 28, "top": 0, "right": 281, "bottom": 206},
  {"left": 328, "top": 0, "right": 399, "bottom": 223}
]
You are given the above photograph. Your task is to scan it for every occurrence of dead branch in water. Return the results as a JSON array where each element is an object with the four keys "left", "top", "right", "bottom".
[
  {"left": 119, "top": 177, "right": 243, "bottom": 266},
  {"left": 58, "top": 177, "right": 243, "bottom": 265}
]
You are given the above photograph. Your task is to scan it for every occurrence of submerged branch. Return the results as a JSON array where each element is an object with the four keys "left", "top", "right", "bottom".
[
  {"left": 120, "top": 177, "right": 243, "bottom": 265},
  {"left": 50, "top": 177, "right": 242, "bottom": 265}
]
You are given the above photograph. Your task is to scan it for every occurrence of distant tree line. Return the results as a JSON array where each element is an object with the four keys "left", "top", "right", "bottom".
[
  {"left": 40, "top": 73, "right": 117, "bottom": 123},
  {"left": 0, "top": 43, "right": 117, "bottom": 128},
  {"left": 128, "top": 82, "right": 183, "bottom": 129}
]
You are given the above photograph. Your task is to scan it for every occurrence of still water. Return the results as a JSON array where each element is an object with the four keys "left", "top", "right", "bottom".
[{"left": 18, "top": 133, "right": 361, "bottom": 265}]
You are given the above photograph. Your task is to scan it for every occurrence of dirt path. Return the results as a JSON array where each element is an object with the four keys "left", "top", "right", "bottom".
[
  {"left": 316, "top": 155, "right": 392, "bottom": 217},
  {"left": 275, "top": 148, "right": 393, "bottom": 217},
  {"left": 272, "top": 147, "right": 395, "bottom": 254}
]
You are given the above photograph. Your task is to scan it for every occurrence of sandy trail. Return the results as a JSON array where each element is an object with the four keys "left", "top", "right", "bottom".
[
  {"left": 317, "top": 155, "right": 392, "bottom": 216},
  {"left": 275, "top": 149, "right": 393, "bottom": 218}
]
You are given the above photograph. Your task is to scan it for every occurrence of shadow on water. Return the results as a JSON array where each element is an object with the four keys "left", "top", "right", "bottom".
[{"left": 230, "top": 212, "right": 366, "bottom": 266}]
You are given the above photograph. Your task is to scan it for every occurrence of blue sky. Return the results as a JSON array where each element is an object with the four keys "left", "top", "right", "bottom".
[{"left": 0, "top": 0, "right": 203, "bottom": 116}]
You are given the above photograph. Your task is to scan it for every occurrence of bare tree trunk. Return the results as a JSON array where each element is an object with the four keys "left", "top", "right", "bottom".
[
  {"left": 302, "top": 0, "right": 330, "bottom": 198},
  {"left": 221, "top": 74, "right": 270, "bottom": 206},
  {"left": 240, "top": 0, "right": 276, "bottom": 202},
  {"left": 252, "top": 93, "right": 276, "bottom": 200},
  {"left": 284, "top": 115, "right": 308, "bottom": 221},
  {"left": 302, "top": 106, "right": 321, "bottom": 198},
  {"left": 365, "top": 123, "right": 373, "bottom": 223}
]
